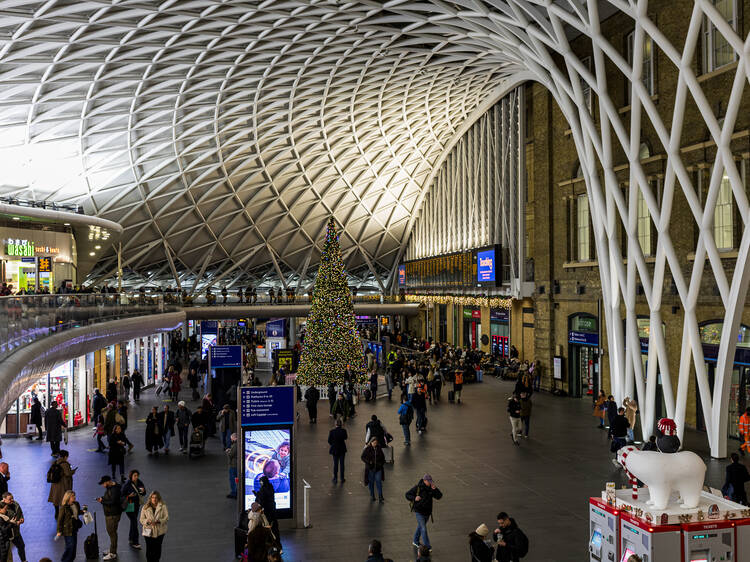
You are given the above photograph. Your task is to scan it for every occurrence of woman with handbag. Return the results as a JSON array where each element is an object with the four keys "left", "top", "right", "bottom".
[
  {"left": 139, "top": 491, "right": 169, "bottom": 562},
  {"left": 55, "top": 490, "right": 82, "bottom": 562},
  {"left": 121, "top": 470, "right": 147, "bottom": 550}
]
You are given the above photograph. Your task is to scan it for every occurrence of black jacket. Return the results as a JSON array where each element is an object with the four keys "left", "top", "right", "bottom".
[
  {"left": 493, "top": 519, "right": 526, "bottom": 562},
  {"left": 726, "top": 462, "right": 750, "bottom": 497},
  {"left": 304, "top": 386, "right": 320, "bottom": 405},
  {"left": 610, "top": 415, "right": 630, "bottom": 439},
  {"left": 157, "top": 410, "right": 176, "bottom": 435},
  {"left": 255, "top": 481, "right": 276, "bottom": 520},
  {"left": 328, "top": 427, "right": 348, "bottom": 456},
  {"left": 470, "top": 535, "right": 494, "bottom": 562},
  {"left": 100, "top": 484, "right": 122, "bottom": 516},
  {"left": 605, "top": 400, "right": 618, "bottom": 422},
  {"left": 44, "top": 408, "right": 64, "bottom": 443},
  {"left": 507, "top": 399, "right": 521, "bottom": 418},
  {"left": 365, "top": 420, "right": 385, "bottom": 446},
  {"left": 0, "top": 473, "right": 8, "bottom": 495},
  {"left": 92, "top": 393, "right": 107, "bottom": 419},
  {"left": 405, "top": 480, "right": 442, "bottom": 517},
  {"left": 30, "top": 400, "right": 43, "bottom": 426},
  {"left": 361, "top": 445, "right": 385, "bottom": 472}
]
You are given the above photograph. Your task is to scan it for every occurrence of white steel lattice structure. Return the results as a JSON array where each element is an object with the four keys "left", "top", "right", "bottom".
[{"left": 0, "top": 1, "right": 748, "bottom": 455}]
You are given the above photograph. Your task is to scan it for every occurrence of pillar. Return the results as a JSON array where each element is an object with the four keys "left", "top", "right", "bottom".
[
  {"left": 446, "top": 304, "right": 455, "bottom": 345},
  {"left": 480, "top": 305, "right": 490, "bottom": 353}
]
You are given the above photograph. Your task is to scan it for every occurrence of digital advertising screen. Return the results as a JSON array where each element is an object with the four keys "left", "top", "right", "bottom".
[
  {"left": 398, "top": 264, "right": 406, "bottom": 286},
  {"left": 243, "top": 428, "right": 292, "bottom": 513},
  {"left": 477, "top": 248, "right": 496, "bottom": 283},
  {"left": 620, "top": 547, "right": 636, "bottom": 562},
  {"left": 201, "top": 321, "right": 218, "bottom": 359}
]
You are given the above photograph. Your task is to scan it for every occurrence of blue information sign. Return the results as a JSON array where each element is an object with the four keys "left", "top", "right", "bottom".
[
  {"left": 477, "top": 248, "right": 496, "bottom": 282},
  {"left": 568, "top": 330, "right": 599, "bottom": 347},
  {"left": 266, "top": 318, "right": 286, "bottom": 338},
  {"left": 209, "top": 345, "right": 243, "bottom": 368},
  {"left": 241, "top": 386, "right": 295, "bottom": 426}
]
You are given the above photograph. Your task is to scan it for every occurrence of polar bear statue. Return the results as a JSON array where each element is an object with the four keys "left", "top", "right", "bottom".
[{"left": 616, "top": 446, "right": 706, "bottom": 510}]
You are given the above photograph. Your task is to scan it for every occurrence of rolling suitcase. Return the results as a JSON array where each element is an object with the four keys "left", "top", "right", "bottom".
[
  {"left": 448, "top": 390, "right": 455, "bottom": 403},
  {"left": 83, "top": 512, "right": 99, "bottom": 560},
  {"left": 383, "top": 445, "right": 394, "bottom": 464}
]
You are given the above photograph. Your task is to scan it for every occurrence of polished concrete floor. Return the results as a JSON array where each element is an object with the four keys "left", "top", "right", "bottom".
[{"left": 5, "top": 374, "right": 737, "bottom": 562}]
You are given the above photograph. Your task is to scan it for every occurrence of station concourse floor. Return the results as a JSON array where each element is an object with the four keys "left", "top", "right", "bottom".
[{"left": 5, "top": 376, "right": 734, "bottom": 562}]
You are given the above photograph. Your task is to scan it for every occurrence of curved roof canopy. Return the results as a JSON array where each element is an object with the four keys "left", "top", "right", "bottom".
[{"left": 0, "top": 1, "right": 540, "bottom": 291}]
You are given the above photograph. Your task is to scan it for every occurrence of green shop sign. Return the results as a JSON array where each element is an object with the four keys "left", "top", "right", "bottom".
[{"left": 6, "top": 241, "right": 34, "bottom": 257}]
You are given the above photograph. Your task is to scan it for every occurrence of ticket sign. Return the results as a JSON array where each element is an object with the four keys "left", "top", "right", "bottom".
[
  {"left": 241, "top": 386, "right": 295, "bottom": 427},
  {"left": 477, "top": 248, "right": 496, "bottom": 282},
  {"left": 209, "top": 345, "right": 242, "bottom": 368}
]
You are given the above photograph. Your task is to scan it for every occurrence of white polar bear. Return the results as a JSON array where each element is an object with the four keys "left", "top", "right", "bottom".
[{"left": 617, "top": 446, "right": 706, "bottom": 510}]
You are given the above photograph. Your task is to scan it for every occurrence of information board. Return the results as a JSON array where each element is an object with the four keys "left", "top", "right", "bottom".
[
  {"left": 477, "top": 248, "right": 496, "bottom": 282},
  {"left": 241, "top": 386, "right": 295, "bottom": 427},
  {"left": 209, "top": 345, "right": 243, "bottom": 368}
]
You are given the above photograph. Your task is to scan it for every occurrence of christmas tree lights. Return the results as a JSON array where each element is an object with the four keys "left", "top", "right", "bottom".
[{"left": 296, "top": 218, "right": 366, "bottom": 386}]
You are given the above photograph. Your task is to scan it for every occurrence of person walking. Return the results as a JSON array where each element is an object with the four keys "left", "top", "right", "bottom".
[
  {"left": 469, "top": 524, "right": 494, "bottom": 562},
  {"left": 30, "top": 397, "right": 44, "bottom": 440},
  {"left": 304, "top": 385, "right": 320, "bottom": 424},
  {"left": 623, "top": 397, "right": 638, "bottom": 443},
  {"left": 109, "top": 425, "right": 128, "bottom": 482},
  {"left": 492, "top": 512, "right": 528, "bottom": 562},
  {"left": 3, "top": 492, "right": 27, "bottom": 562},
  {"left": 157, "top": 405, "right": 175, "bottom": 454},
  {"left": 44, "top": 401, "right": 65, "bottom": 456},
  {"left": 106, "top": 379, "right": 118, "bottom": 403},
  {"left": 453, "top": 367, "right": 464, "bottom": 404},
  {"left": 121, "top": 470, "right": 146, "bottom": 550},
  {"left": 139, "top": 491, "right": 169, "bottom": 562},
  {"left": 55, "top": 490, "right": 82, "bottom": 562},
  {"left": 411, "top": 387, "right": 427, "bottom": 435},
  {"left": 405, "top": 474, "right": 442, "bottom": 552},
  {"left": 605, "top": 395, "right": 618, "bottom": 437},
  {"left": 361, "top": 437, "right": 385, "bottom": 503},
  {"left": 724, "top": 452, "right": 750, "bottom": 505},
  {"left": 226, "top": 433, "right": 238, "bottom": 499},
  {"left": 175, "top": 401, "right": 192, "bottom": 453},
  {"left": 739, "top": 407, "right": 750, "bottom": 456},
  {"left": 398, "top": 396, "right": 414, "bottom": 446},
  {"left": 170, "top": 370, "right": 182, "bottom": 402},
  {"left": 507, "top": 394, "right": 522, "bottom": 445},
  {"left": 519, "top": 392, "right": 532, "bottom": 438},
  {"left": 47, "top": 450, "right": 75, "bottom": 520},
  {"left": 131, "top": 370, "right": 144, "bottom": 402},
  {"left": 365, "top": 415, "right": 386, "bottom": 446},
  {"left": 145, "top": 407, "right": 163, "bottom": 456},
  {"left": 593, "top": 390, "right": 606, "bottom": 429},
  {"left": 97, "top": 475, "right": 123, "bottom": 560},
  {"left": 331, "top": 392, "right": 351, "bottom": 422},
  {"left": 610, "top": 407, "right": 630, "bottom": 455},
  {"left": 217, "top": 404, "right": 236, "bottom": 449},
  {"left": 255, "top": 475, "right": 281, "bottom": 553},
  {"left": 328, "top": 419, "right": 348, "bottom": 483},
  {"left": 121, "top": 372, "right": 131, "bottom": 401},
  {"left": 0, "top": 463, "right": 10, "bottom": 495}
]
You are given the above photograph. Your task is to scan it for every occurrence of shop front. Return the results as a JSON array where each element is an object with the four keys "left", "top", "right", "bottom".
[
  {"left": 0, "top": 227, "right": 75, "bottom": 292},
  {"left": 568, "top": 313, "right": 598, "bottom": 398},
  {"left": 3, "top": 357, "right": 90, "bottom": 435},
  {"left": 490, "top": 308, "right": 510, "bottom": 357},
  {"left": 462, "top": 307, "right": 482, "bottom": 349},
  {"left": 697, "top": 321, "right": 750, "bottom": 440}
]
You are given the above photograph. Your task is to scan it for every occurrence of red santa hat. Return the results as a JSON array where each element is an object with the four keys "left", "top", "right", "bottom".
[{"left": 658, "top": 418, "right": 677, "bottom": 436}]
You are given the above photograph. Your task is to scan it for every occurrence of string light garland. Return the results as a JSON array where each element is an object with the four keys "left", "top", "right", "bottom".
[
  {"left": 296, "top": 218, "right": 367, "bottom": 386},
  {"left": 405, "top": 293, "right": 513, "bottom": 309}
]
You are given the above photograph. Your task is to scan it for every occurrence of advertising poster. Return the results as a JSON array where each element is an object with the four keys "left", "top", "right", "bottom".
[
  {"left": 477, "top": 248, "right": 496, "bottom": 282},
  {"left": 201, "top": 321, "right": 218, "bottom": 359},
  {"left": 244, "top": 428, "right": 291, "bottom": 511}
]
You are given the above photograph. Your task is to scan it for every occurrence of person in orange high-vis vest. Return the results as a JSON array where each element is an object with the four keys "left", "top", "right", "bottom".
[{"left": 739, "top": 407, "right": 750, "bottom": 456}]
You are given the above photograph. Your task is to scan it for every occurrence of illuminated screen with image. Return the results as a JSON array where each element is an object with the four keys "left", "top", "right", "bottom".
[
  {"left": 201, "top": 334, "right": 217, "bottom": 359},
  {"left": 620, "top": 548, "right": 636, "bottom": 562},
  {"left": 244, "top": 428, "right": 292, "bottom": 511}
]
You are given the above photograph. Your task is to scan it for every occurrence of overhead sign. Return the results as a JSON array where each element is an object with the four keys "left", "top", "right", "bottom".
[
  {"left": 241, "top": 386, "right": 295, "bottom": 426},
  {"left": 266, "top": 318, "right": 286, "bottom": 338},
  {"left": 398, "top": 264, "right": 406, "bottom": 286},
  {"left": 209, "top": 345, "right": 243, "bottom": 368},
  {"left": 491, "top": 309, "right": 509, "bottom": 322},
  {"left": 38, "top": 257, "right": 52, "bottom": 272},
  {"left": 569, "top": 330, "right": 599, "bottom": 347},
  {"left": 477, "top": 248, "right": 496, "bottom": 282}
]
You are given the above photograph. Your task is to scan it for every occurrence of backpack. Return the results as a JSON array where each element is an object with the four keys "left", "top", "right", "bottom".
[
  {"left": 514, "top": 527, "right": 529, "bottom": 558},
  {"left": 399, "top": 405, "right": 413, "bottom": 426},
  {"left": 455, "top": 371, "right": 464, "bottom": 385},
  {"left": 46, "top": 462, "right": 63, "bottom": 484}
]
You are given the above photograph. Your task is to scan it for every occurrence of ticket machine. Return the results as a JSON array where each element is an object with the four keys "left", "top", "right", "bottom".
[
  {"left": 682, "top": 520, "right": 735, "bottom": 562},
  {"left": 736, "top": 518, "right": 750, "bottom": 558},
  {"left": 590, "top": 497, "right": 619, "bottom": 562},
  {"left": 620, "top": 511, "right": 682, "bottom": 562}
]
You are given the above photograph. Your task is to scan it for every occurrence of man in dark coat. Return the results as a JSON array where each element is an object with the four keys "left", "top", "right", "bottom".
[
  {"left": 0, "top": 464, "right": 9, "bottom": 495},
  {"left": 255, "top": 476, "right": 281, "bottom": 551},
  {"left": 327, "top": 419, "right": 348, "bottom": 483},
  {"left": 130, "top": 370, "right": 144, "bottom": 402},
  {"left": 725, "top": 452, "right": 750, "bottom": 505},
  {"left": 105, "top": 379, "right": 118, "bottom": 403},
  {"left": 405, "top": 474, "right": 443, "bottom": 551},
  {"left": 605, "top": 395, "right": 618, "bottom": 436},
  {"left": 91, "top": 389, "right": 107, "bottom": 422},
  {"left": 610, "top": 407, "right": 630, "bottom": 453},
  {"left": 30, "top": 397, "right": 44, "bottom": 440},
  {"left": 492, "top": 512, "right": 528, "bottom": 562},
  {"left": 304, "top": 386, "right": 320, "bottom": 423},
  {"left": 44, "top": 402, "right": 64, "bottom": 456}
]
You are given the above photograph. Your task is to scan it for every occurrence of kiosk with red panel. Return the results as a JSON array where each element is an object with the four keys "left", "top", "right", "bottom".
[
  {"left": 620, "top": 510, "right": 682, "bottom": 562},
  {"left": 681, "top": 520, "right": 735, "bottom": 562},
  {"left": 736, "top": 518, "right": 750, "bottom": 559},
  {"left": 590, "top": 497, "right": 620, "bottom": 562}
]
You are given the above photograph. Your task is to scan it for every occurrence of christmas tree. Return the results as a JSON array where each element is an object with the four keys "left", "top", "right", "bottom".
[{"left": 296, "top": 218, "right": 366, "bottom": 386}]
